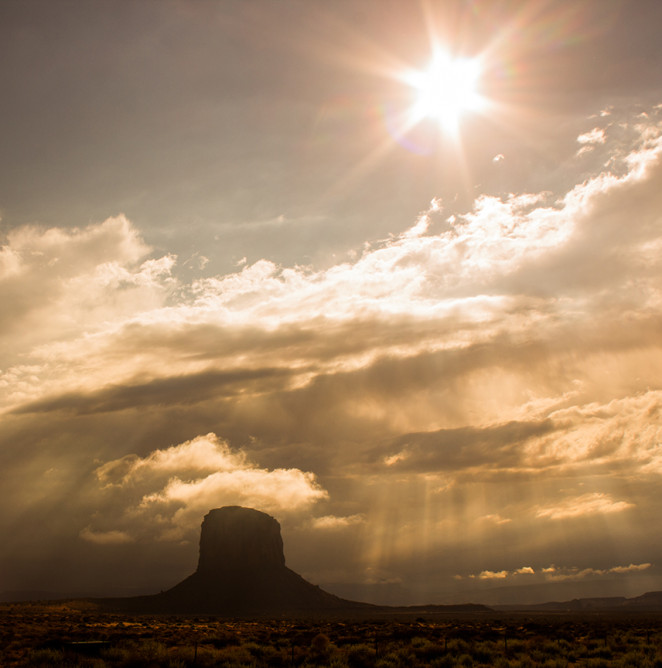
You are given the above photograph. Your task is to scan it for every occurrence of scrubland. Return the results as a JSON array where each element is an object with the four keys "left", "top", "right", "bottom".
[{"left": 2, "top": 602, "right": 662, "bottom": 667}]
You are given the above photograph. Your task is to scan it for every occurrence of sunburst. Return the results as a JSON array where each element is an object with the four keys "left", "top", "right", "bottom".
[{"left": 404, "top": 49, "right": 485, "bottom": 134}]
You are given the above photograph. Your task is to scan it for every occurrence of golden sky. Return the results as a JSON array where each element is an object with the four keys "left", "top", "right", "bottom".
[{"left": 1, "top": 0, "right": 662, "bottom": 605}]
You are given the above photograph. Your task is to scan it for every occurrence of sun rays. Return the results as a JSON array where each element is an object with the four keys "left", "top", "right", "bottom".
[{"left": 403, "top": 48, "right": 486, "bottom": 135}]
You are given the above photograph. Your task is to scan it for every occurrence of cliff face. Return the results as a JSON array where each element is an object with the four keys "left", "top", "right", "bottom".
[{"left": 196, "top": 507, "right": 285, "bottom": 575}]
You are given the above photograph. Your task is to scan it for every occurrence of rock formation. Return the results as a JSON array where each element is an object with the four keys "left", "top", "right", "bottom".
[
  {"left": 100, "top": 506, "right": 490, "bottom": 617},
  {"left": 113, "top": 506, "right": 369, "bottom": 616},
  {"left": 197, "top": 507, "right": 286, "bottom": 575}
]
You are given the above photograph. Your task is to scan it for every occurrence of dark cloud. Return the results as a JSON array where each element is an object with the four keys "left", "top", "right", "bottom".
[
  {"left": 376, "top": 420, "right": 555, "bottom": 473},
  {"left": 13, "top": 367, "right": 299, "bottom": 415}
]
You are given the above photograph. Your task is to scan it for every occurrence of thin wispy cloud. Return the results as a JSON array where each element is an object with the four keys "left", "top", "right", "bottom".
[{"left": 535, "top": 493, "right": 634, "bottom": 520}]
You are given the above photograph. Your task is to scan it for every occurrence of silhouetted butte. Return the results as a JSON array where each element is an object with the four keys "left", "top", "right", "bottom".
[{"left": 113, "top": 506, "right": 368, "bottom": 615}]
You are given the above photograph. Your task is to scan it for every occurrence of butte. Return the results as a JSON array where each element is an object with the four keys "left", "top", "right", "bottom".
[{"left": 103, "top": 506, "right": 372, "bottom": 616}]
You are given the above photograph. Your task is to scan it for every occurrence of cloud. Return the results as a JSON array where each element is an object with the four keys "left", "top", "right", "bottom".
[
  {"left": 577, "top": 128, "right": 606, "bottom": 145},
  {"left": 310, "top": 515, "right": 366, "bottom": 530},
  {"left": 376, "top": 419, "right": 555, "bottom": 474},
  {"left": 542, "top": 563, "right": 652, "bottom": 582},
  {"left": 461, "top": 563, "right": 651, "bottom": 583},
  {"left": 2, "top": 105, "right": 662, "bottom": 596},
  {"left": 4, "top": 108, "right": 662, "bottom": 435},
  {"left": 535, "top": 493, "right": 634, "bottom": 520},
  {"left": 576, "top": 127, "right": 607, "bottom": 155},
  {"left": 480, "top": 514, "right": 512, "bottom": 525},
  {"left": 96, "top": 433, "right": 251, "bottom": 485},
  {"left": 79, "top": 527, "right": 133, "bottom": 545},
  {"left": 0, "top": 216, "right": 170, "bottom": 349},
  {"left": 88, "top": 434, "right": 328, "bottom": 541},
  {"left": 477, "top": 570, "right": 508, "bottom": 580},
  {"left": 5, "top": 111, "right": 660, "bottom": 433},
  {"left": 610, "top": 563, "right": 652, "bottom": 574},
  {"left": 15, "top": 367, "right": 298, "bottom": 415}
]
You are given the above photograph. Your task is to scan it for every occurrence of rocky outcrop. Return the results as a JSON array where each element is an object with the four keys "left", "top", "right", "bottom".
[{"left": 111, "top": 506, "right": 370, "bottom": 616}]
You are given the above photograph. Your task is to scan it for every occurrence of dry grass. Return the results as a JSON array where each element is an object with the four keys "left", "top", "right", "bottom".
[{"left": 2, "top": 601, "right": 662, "bottom": 666}]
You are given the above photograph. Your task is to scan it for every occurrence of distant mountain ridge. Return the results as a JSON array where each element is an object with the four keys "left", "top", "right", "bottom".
[{"left": 495, "top": 590, "right": 662, "bottom": 612}]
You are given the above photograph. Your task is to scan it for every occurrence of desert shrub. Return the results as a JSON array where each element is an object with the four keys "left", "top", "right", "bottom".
[
  {"left": 446, "top": 637, "right": 470, "bottom": 655},
  {"left": 585, "top": 659, "right": 611, "bottom": 668},
  {"left": 539, "top": 660, "right": 566, "bottom": 668},
  {"left": 410, "top": 635, "right": 444, "bottom": 661},
  {"left": 248, "top": 641, "right": 287, "bottom": 666},
  {"left": 327, "top": 658, "right": 349, "bottom": 668},
  {"left": 378, "top": 645, "right": 415, "bottom": 667},
  {"left": 203, "top": 642, "right": 255, "bottom": 666},
  {"left": 135, "top": 638, "right": 170, "bottom": 658},
  {"left": 207, "top": 630, "right": 241, "bottom": 648},
  {"left": 526, "top": 647, "right": 545, "bottom": 663},
  {"left": 428, "top": 656, "right": 457, "bottom": 668},
  {"left": 346, "top": 643, "right": 376, "bottom": 668},
  {"left": 535, "top": 639, "right": 561, "bottom": 659},
  {"left": 100, "top": 645, "right": 128, "bottom": 663},
  {"left": 492, "top": 658, "right": 511, "bottom": 668},
  {"left": 308, "top": 631, "right": 333, "bottom": 663},
  {"left": 504, "top": 637, "right": 525, "bottom": 655},
  {"left": 588, "top": 645, "right": 613, "bottom": 660},
  {"left": 92, "top": 639, "right": 178, "bottom": 667},
  {"left": 25, "top": 648, "right": 66, "bottom": 667},
  {"left": 471, "top": 639, "right": 498, "bottom": 664},
  {"left": 617, "top": 650, "right": 647, "bottom": 667},
  {"left": 514, "top": 656, "right": 535, "bottom": 668}
]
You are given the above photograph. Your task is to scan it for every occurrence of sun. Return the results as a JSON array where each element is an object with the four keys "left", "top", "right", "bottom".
[{"left": 404, "top": 49, "right": 484, "bottom": 133}]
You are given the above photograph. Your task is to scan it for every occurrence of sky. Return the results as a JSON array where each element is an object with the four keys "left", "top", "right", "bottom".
[{"left": 2, "top": 0, "right": 662, "bottom": 606}]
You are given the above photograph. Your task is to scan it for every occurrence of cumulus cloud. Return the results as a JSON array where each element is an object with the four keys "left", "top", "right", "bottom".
[
  {"left": 96, "top": 433, "right": 253, "bottom": 485},
  {"left": 0, "top": 216, "right": 176, "bottom": 411},
  {"left": 88, "top": 434, "right": 327, "bottom": 541},
  {"left": 477, "top": 570, "right": 508, "bottom": 580},
  {"left": 0, "top": 216, "right": 170, "bottom": 345}
]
